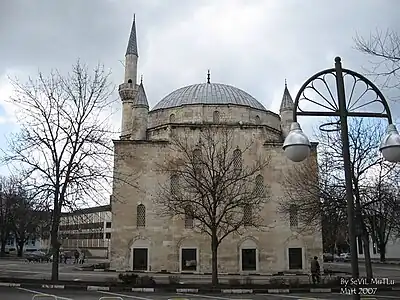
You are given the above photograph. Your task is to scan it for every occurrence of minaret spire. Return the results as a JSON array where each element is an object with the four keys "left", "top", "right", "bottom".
[
  {"left": 280, "top": 79, "right": 294, "bottom": 112},
  {"left": 126, "top": 14, "right": 138, "bottom": 56}
]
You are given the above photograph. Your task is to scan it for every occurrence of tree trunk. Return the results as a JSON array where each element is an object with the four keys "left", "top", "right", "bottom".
[
  {"left": 50, "top": 208, "right": 61, "bottom": 281},
  {"left": 379, "top": 243, "right": 386, "bottom": 262},
  {"left": 17, "top": 241, "right": 24, "bottom": 257},
  {"left": 0, "top": 241, "right": 6, "bottom": 257},
  {"left": 211, "top": 233, "right": 219, "bottom": 286},
  {"left": 362, "top": 235, "right": 373, "bottom": 281}
]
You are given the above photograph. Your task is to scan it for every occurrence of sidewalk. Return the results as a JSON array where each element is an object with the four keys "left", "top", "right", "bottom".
[{"left": 358, "top": 259, "right": 400, "bottom": 265}]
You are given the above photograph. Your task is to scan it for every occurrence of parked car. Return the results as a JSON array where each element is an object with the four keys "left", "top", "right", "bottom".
[
  {"left": 323, "top": 253, "right": 334, "bottom": 262},
  {"left": 26, "top": 251, "right": 51, "bottom": 262},
  {"left": 339, "top": 252, "right": 351, "bottom": 261}
]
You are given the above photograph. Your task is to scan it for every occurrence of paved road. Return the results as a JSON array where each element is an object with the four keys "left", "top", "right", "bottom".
[
  {"left": 326, "top": 262, "right": 400, "bottom": 279},
  {"left": 1, "top": 287, "right": 400, "bottom": 300}
]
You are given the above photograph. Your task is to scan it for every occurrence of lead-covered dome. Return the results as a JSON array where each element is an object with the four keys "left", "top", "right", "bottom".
[{"left": 151, "top": 83, "right": 266, "bottom": 111}]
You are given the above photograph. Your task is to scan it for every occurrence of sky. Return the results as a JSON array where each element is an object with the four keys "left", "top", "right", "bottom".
[{"left": 0, "top": 0, "right": 399, "bottom": 198}]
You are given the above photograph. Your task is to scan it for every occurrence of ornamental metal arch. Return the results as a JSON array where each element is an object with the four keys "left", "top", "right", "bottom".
[{"left": 292, "top": 57, "right": 393, "bottom": 125}]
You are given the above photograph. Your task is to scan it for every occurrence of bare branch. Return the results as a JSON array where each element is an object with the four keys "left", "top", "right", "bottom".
[{"left": 1, "top": 61, "right": 138, "bottom": 279}]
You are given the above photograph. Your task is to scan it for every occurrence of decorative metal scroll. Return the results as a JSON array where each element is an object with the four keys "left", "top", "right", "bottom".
[{"left": 292, "top": 59, "right": 393, "bottom": 125}]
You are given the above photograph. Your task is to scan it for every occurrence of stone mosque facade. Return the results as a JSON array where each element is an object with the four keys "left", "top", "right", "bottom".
[{"left": 110, "top": 17, "right": 322, "bottom": 274}]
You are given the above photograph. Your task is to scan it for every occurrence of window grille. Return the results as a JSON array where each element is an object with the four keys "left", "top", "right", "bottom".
[
  {"left": 184, "top": 206, "right": 194, "bottom": 229},
  {"left": 254, "top": 175, "right": 264, "bottom": 197},
  {"left": 289, "top": 204, "right": 298, "bottom": 228},
  {"left": 170, "top": 174, "right": 179, "bottom": 195},
  {"left": 137, "top": 204, "right": 146, "bottom": 228},
  {"left": 213, "top": 111, "right": 220, "bottom": 123},
  {"left": 233, "top": 148, "right": 242, "bottom": 173},
  {"left": 243, "top": 204, "right": 252, "bottom": 225}
]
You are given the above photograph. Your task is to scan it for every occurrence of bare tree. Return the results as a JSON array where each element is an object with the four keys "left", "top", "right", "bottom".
[
  {"left": 279, "top": 118, "right": 388, "bottom": 279},
  {"left": 362, "top": 164, "right": 400, "bottom": 262},
  {"left": 2, "top": 61, "right": 117, "bottom": 280},
  {"left": 10, "top": 186, "right": 49, "bottom": 257},
  {"left": 0, "top": 176, "right": 18, "bottom": 256},
  {"left": 354, "top": 29, "right": 400, "bottom": 100},
  {"left": 155, "top": 126, "right": 272, "bottom": 285}
]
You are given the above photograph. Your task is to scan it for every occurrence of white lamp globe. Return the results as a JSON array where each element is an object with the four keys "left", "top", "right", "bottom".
[
  {"left": 380, "top": 124, "right": 400, "bottom": 163},
  {"left": 283, "top": 122, "right": 311, "bottom": 162}
]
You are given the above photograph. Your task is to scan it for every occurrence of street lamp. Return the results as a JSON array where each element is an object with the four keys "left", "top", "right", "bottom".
[{"left": 283, "top": 57, "right": 400, "bottom": 300}]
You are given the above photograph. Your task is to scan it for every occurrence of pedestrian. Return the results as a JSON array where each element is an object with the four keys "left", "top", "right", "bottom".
[
  {"left": 79, "top": 251, "right": 84, "bottom": 264},
  {"left": 74, "top": 250, "right": 79, "bottom": 264},
  {"left": 310, "top": 256, "right": 321, "bottom": 284}
]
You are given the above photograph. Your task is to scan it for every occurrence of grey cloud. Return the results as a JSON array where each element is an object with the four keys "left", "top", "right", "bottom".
[{"left": 1, "top": 0, "right": 399, "bottom": 131}]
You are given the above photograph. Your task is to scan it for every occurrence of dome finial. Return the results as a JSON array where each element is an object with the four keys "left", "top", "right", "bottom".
[
  {"left": 285, "top": 78, "right": 287, "bottom": 88},
  {"left": 207, "top": 69, "right": 211, "bottom": 84},
  {"left": 140, "top": 74, "right": 143, "bottom": 84}
]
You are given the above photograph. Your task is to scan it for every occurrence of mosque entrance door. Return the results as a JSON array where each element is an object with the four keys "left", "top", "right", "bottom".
[{"left": 132, "top": 248, "right": 148, "bottom": 271}]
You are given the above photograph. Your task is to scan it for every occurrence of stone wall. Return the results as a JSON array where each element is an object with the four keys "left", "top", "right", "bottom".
[
  {"left": 148, "top": 105, "right": 281, "bottom": 130},
  {"left": 110, "top": 120, "right": 322, "bottom": 273}
]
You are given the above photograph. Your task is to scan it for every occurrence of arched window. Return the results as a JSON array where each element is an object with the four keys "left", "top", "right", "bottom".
[
  {"left": 136, "top": 204, "right": 146, "bottom": 228},
  {"left": 128, "top": 79, "right": 133, "bottom": 84},
  {"left": 255, "top": 115, "right": 261, "bottom": 125},
  {"left": 254, "top": 175, "right": 265, "bottom": 197},
  {"left": 233, "top": 148, "right": 242, "bottom": 174},
  {"left": 289, "top": 204, "right": 298, "bottom": 228},
  {"left": 243, "top": 204, "right": 252, "bottom": 226},
  {"left": 213, "top": 111, "right": 220, "bottom": 123},
  {"left": 170, "top": 174, "right": 179, "bottom": 195},
  {"left": 184, "top": 205, "right": 194, "bottom": 229},
  {"left": 193, "top": 149, "right": 202, "bottom": 174},
  {"left": 169, "top": 114, "right": 176, "bottom": 123}
]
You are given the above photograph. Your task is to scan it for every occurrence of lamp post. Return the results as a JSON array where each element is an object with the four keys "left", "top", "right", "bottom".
[{"left": 283, "top": 57, "right": 400, "bottom": 300}]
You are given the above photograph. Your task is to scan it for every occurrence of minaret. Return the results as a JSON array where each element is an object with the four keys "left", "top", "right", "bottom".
[
  {"left": 279, "top": 80, "right": 294, "bottom": 138},
  {"left": 131, "top": 76, "right": 149, "bottom": 140},
  {"left": 119, "top": 15, "right": 139, "bottom": 139},
  {"left": 125, "top": 14, "right": 138, "bottom": 84}
]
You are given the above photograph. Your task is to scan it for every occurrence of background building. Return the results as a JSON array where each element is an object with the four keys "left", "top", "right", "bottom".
[
  {"left": 58, "top": 205, "right": 112, "bottom": 258},
  {"left": 41, "top": 205, "right": 112, "bottom": 258},
  {"left": 110, "top": 18, "right": 322, "bottom": 274}
]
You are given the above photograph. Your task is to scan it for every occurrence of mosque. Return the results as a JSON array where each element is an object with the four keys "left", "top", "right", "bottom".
[{"left": 109, "top": 17, "right": 322, "bottom": 274}]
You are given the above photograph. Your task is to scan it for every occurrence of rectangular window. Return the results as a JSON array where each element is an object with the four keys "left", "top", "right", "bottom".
[
  {"left": 106, "top": 222, "right": 112, "bottom": 228},
  {"left": 181, "top": 248, "right": 197, "bottom": 272},
  {"left": 358, "top": 237, "right": 363, "bottom": 255},
  {"left": 288, "top": 248, "right": 303, "bottom": 270},
  {"left": 132, "top": 248, "right": 148, "bottom": 271},
  {"left": 106, "top": 232, "right": 111, "bottom": 239},
  {"left": 241, "top": 249, "right": 257, "bottom": 271},
  {"left": 373, "top": 243, "right": 377, "bottom": 254}
]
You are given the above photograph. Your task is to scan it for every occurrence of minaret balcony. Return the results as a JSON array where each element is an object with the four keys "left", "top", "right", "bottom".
[{"left": 119, "top": 83, "right": 137, "bottom": 101}]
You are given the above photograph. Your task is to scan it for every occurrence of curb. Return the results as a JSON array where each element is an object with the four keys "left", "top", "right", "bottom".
[{"left": 1, "top": 282, "right": 400, "bottom": 293}]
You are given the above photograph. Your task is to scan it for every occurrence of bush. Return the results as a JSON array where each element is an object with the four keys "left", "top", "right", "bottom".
[
  {"left": 269, "top": 278, "right": 286, "bottom": 287},
  {"left": 288, "top": 278, "right": 300, "bottom": 287},
  {"left": 168, "top": 275, "right": 181, "bottom": 284},
  {"left": 118, "top": 272, "right": 139, "bottom": 284},
  {"left": 228, "top": 278, "right": 241, "bottom": 286},
  {"left": 137, "top": 275, "right": 156, "bottom": 286},
  {"left": 244, "top": 276, "right": 253, "bottom": 285},
  {"left": 323, "top": 275, "right": 341, "bottom": 285},
  {"left": 94, "top": 262, "right": 110, "bottom": 269}
]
